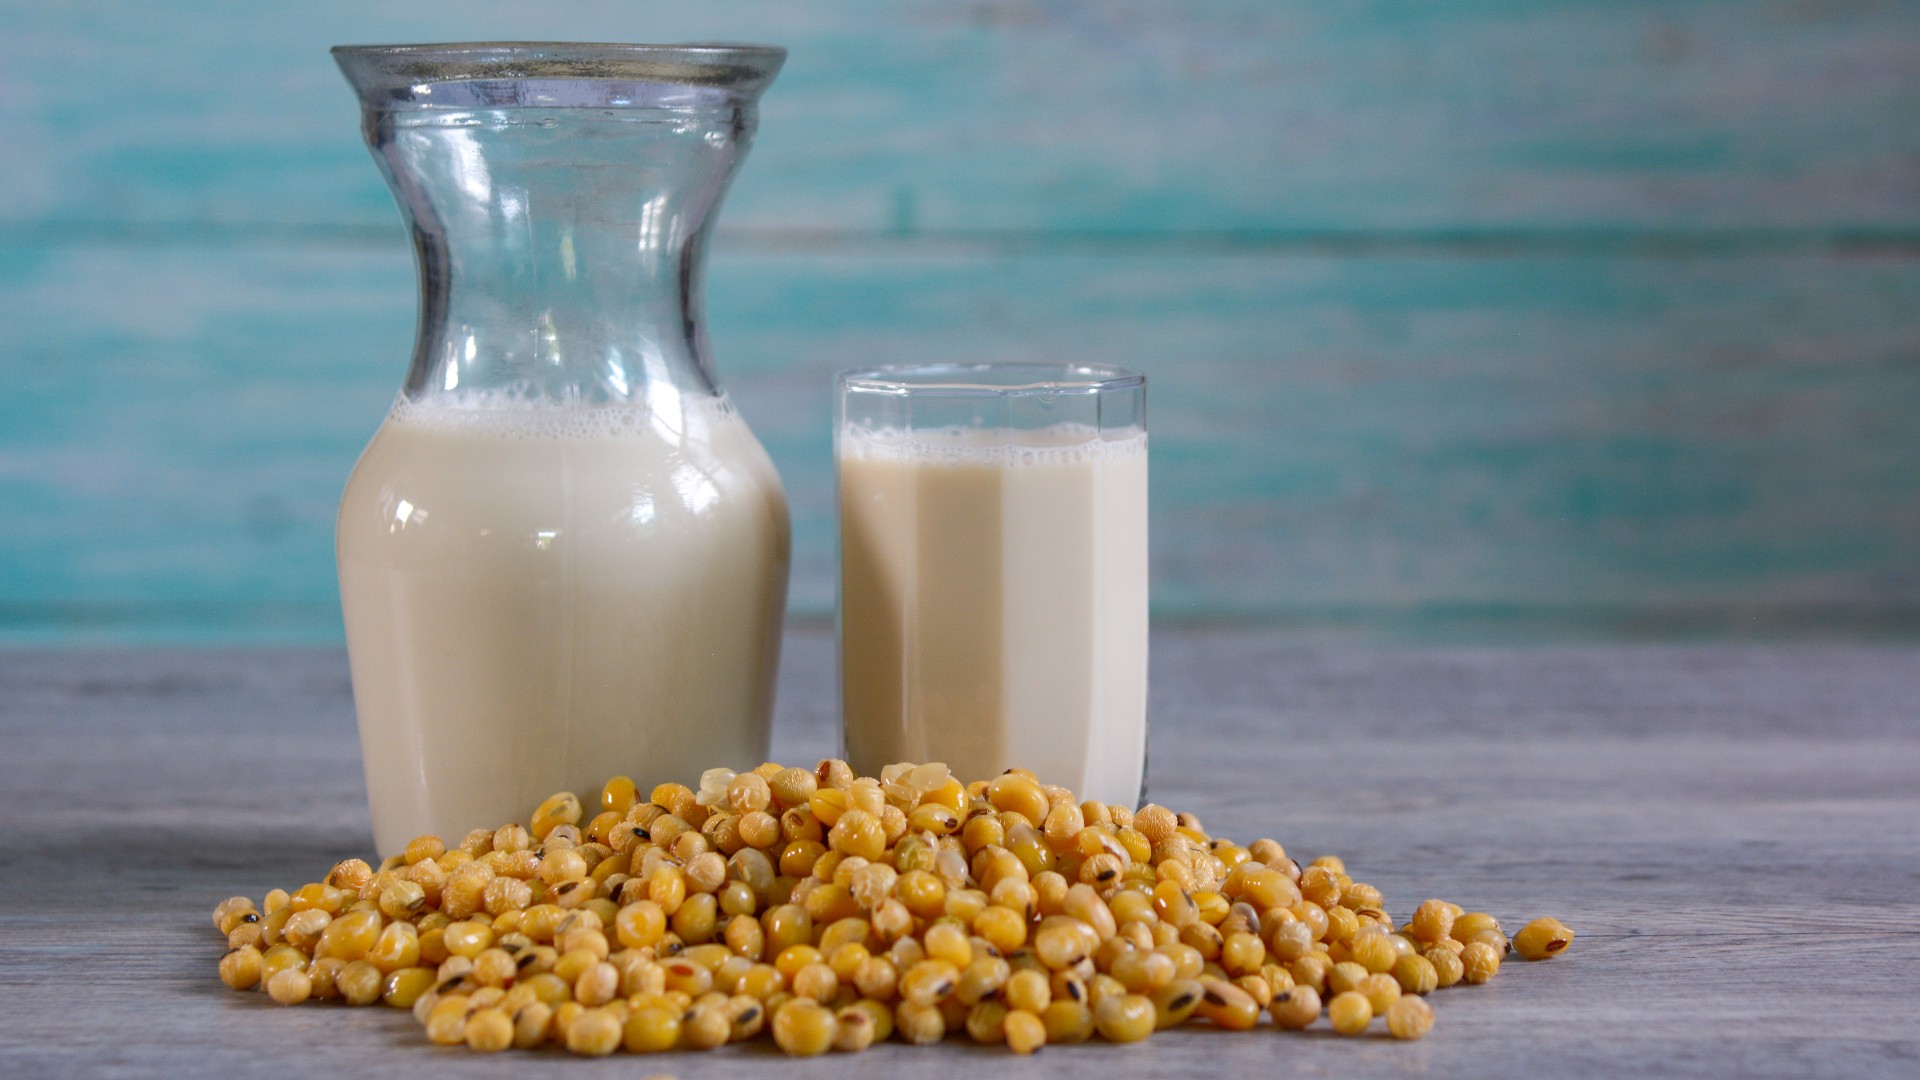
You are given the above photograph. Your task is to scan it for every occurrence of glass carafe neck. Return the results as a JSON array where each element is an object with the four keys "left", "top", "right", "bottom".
[{"left": 335, "top": 44, "right": 785, "bottom": 408}]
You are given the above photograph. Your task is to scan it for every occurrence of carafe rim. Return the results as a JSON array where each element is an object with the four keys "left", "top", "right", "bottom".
[{"left": 332, "top": 42, "right": 786, "bottom": 104}]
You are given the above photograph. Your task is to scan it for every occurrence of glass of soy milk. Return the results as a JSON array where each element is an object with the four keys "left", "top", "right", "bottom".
[{"left": 836, "top": 364, "right": 1148, "bottom": 806}]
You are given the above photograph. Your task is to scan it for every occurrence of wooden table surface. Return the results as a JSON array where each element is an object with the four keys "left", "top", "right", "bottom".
[{"left": 3, "top": 627, "right": 1917, "bottom": 1078}]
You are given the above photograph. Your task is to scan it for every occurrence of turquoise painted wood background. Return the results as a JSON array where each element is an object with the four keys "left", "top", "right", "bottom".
[{"left": 3, "top": 1, "right": 1918, "bottom": 643}]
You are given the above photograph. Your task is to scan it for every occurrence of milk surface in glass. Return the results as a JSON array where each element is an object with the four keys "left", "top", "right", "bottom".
[
  {"left": 338, "top": 394, "right": 789, "bottom": 855},
  {"left": 838, "top": 410, "right": 1148, "bottom": 806}
]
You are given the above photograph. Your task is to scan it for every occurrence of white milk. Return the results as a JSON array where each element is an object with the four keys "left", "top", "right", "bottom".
[
  {"left": 838, "top": 425, "right": 1148, "bottom": 805},
  {"left": 338, "top": 394, "right": 789, "bottom": 855}
]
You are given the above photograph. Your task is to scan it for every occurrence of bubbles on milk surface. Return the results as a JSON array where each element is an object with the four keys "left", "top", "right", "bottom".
[
  {"left": 840, "top": 422, "right": 1147, "bottom": 466},
  {"left": 387, "top": 387, "right": 741, "bottom": 441}
]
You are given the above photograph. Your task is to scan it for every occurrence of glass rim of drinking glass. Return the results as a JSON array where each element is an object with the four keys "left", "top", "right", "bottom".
[{"left": 838, "top": 362, "right": 1143, "bottom": 398}]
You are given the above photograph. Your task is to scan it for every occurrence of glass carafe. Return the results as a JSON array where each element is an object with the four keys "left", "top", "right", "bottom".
[{"left": 332, "top": 43, "right": 791, "bottom": 855}]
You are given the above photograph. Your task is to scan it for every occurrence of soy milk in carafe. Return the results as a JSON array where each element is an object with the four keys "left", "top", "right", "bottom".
[{"left": 338, "top": 396, "right": 788, "bottom": 854}]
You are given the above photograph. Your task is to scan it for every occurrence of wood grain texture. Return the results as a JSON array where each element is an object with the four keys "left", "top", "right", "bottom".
[
  {"left": 4, "top": 240, "right": 1918, "bottom": 639},
  {"left": 1, "top": 634, "right": 1917, "bottom": 1077},
  {"left": 3, "top": 1, "right": 1918, "bottom": 233}
]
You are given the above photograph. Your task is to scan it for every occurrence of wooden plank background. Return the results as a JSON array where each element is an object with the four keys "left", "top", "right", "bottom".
[{"left": 2, "top": 1, "right": 1918, "bottom": 641}]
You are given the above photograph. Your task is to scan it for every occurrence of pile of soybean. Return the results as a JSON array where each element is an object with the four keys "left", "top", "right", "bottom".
[{"left": 212, "top": 760, "right": 1574, "bottom": 1055}]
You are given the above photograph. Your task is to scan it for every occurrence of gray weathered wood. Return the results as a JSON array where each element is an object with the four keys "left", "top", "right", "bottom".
[{"left": 1, "top": 631, "right": 1916, "bottom": 1077}]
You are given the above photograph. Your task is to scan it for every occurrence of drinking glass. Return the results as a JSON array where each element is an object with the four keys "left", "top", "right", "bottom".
[{"left": 836, "top": 363, "right": 1148, "bottom": 806}]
